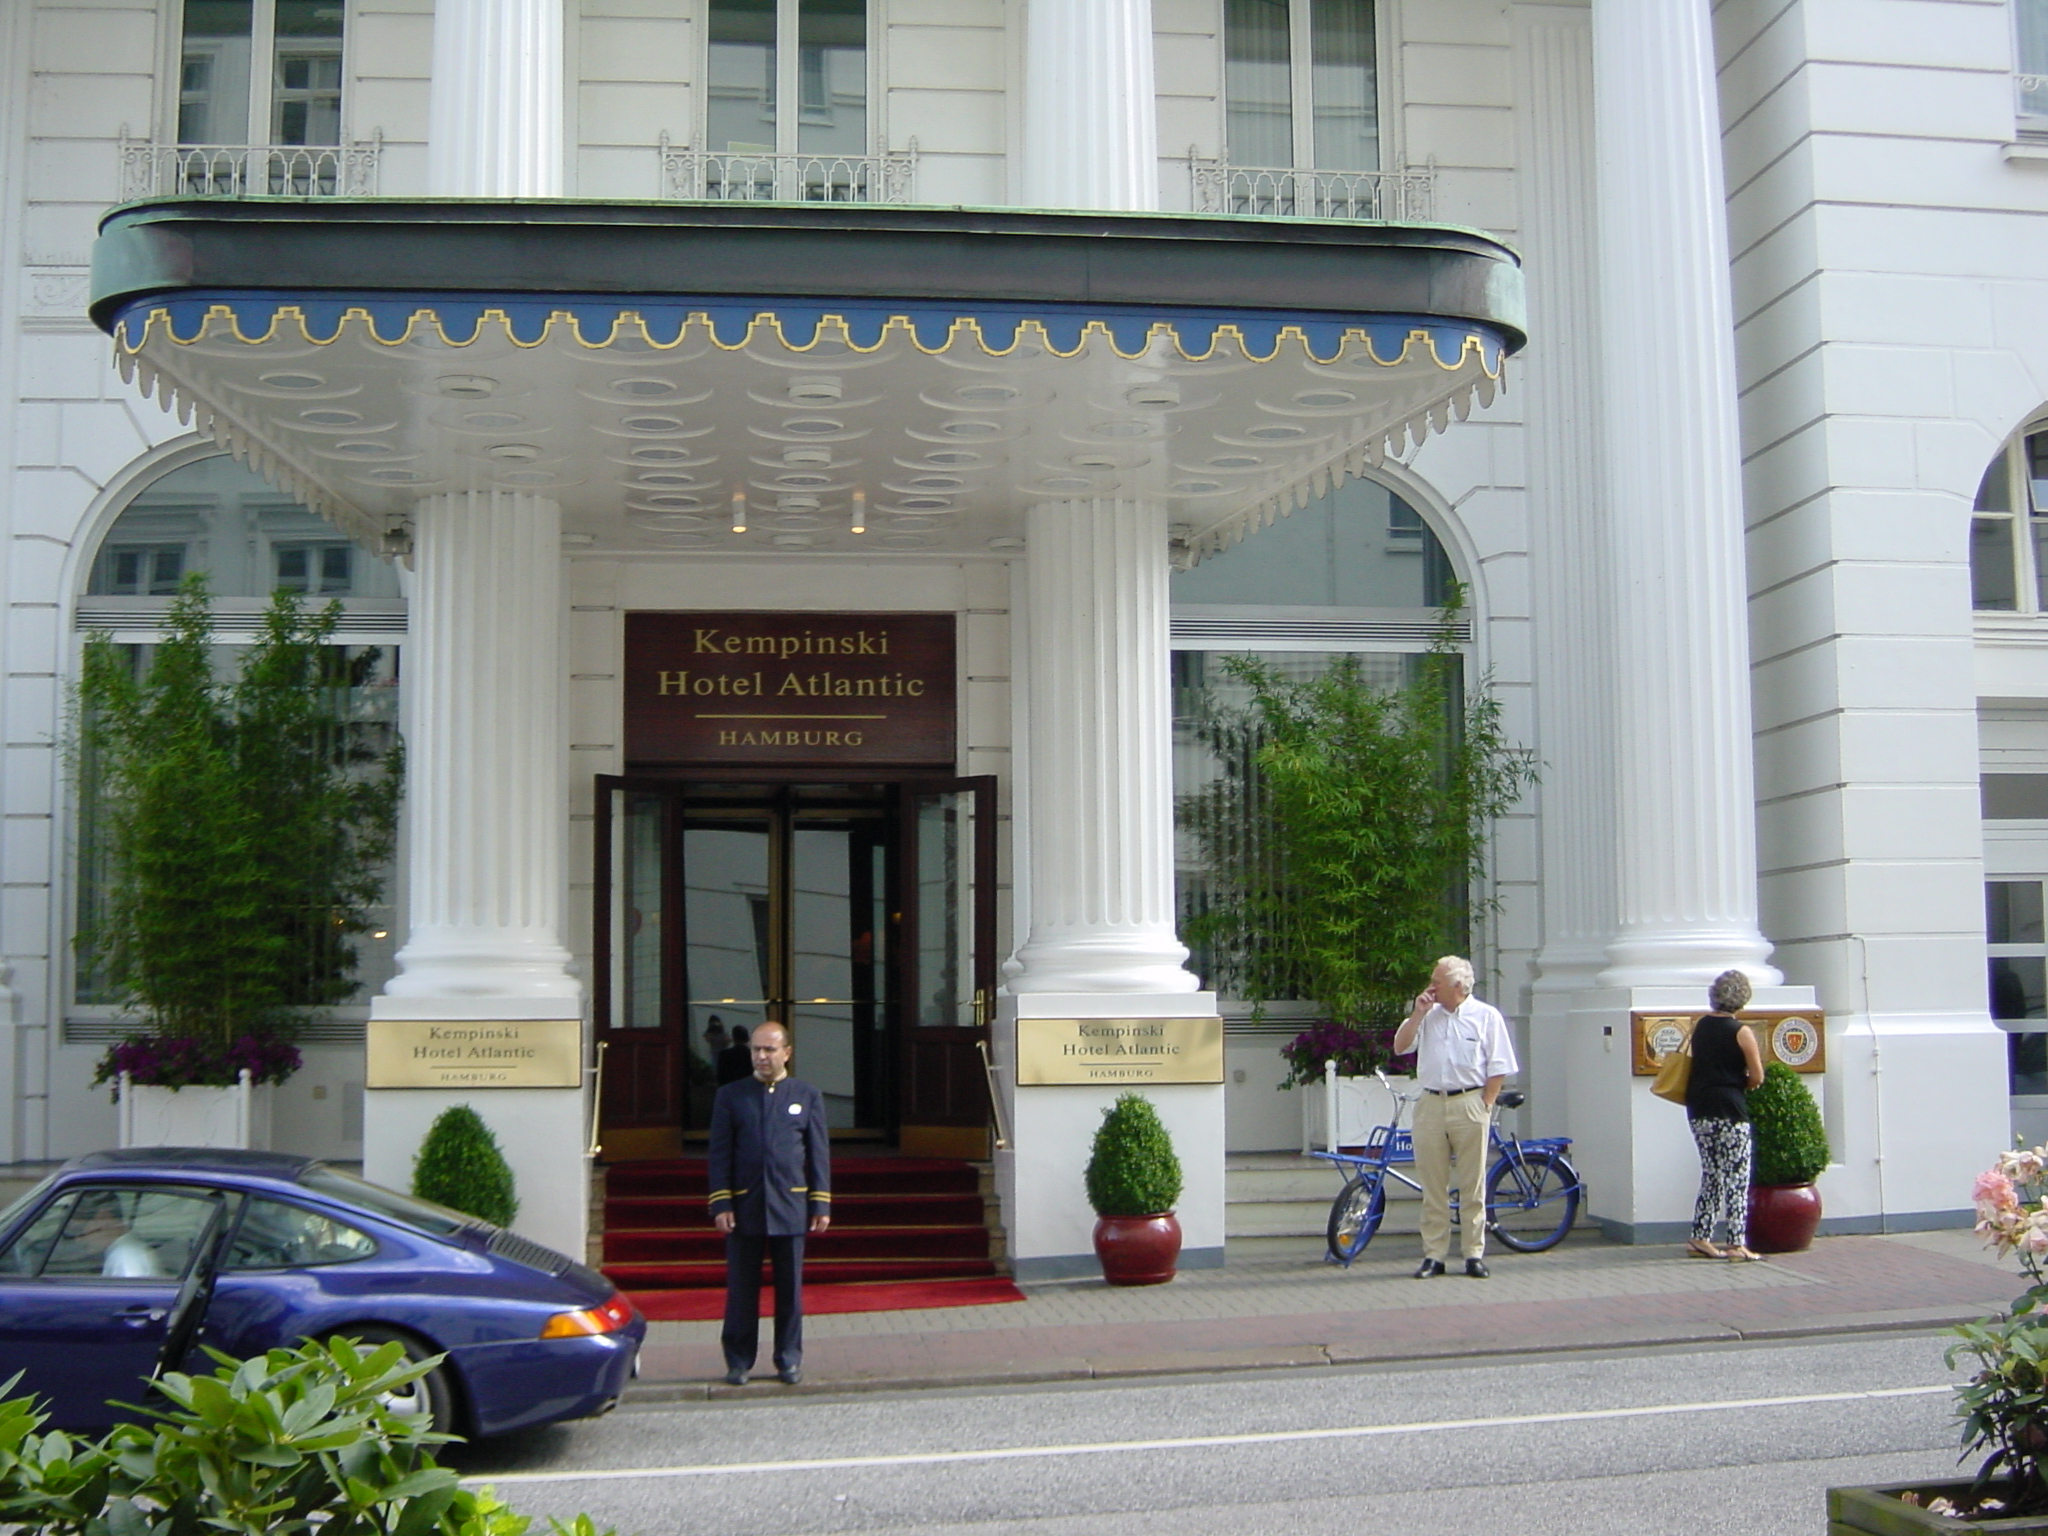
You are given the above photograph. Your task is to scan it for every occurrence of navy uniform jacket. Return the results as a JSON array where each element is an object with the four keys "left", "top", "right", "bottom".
[{"left": 707, "top": 1074, "right": 832, "bottom": 1236}]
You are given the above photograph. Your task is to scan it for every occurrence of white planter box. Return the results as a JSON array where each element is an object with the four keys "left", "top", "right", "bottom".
[
  {"left": 1301, "top": 1066, "right": 1399, "bottom": 1154},
  {"left": 118, "top": 1070, "right": 272, "bottom": 1150}
]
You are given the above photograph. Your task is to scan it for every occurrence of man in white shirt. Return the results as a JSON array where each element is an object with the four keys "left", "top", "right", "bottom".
[{"left": 1391, "top": 955, "right": 1519, "bottom": 1279}]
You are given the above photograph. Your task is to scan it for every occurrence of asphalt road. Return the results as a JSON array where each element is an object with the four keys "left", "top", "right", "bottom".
[{"left": 449, "top": 1334, "right": 1971, "bottom": 1536}]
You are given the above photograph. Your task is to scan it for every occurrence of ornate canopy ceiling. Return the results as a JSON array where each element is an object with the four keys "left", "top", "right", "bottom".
[{"left": 92, "top": 201, "right": 1525, "bottom": 565}]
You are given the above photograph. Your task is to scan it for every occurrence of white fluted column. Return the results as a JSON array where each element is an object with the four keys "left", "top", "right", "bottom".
[
  {"left": 1010, "top": 499, "right": 1194, "bottom": 993},
  {"left": 1592, "top": 0, "right": 1778, "bottom": 988},
  {"left": 1020, "top": 0, "right": 1158, "bottom": 211},
  {"left": 428, "top": 0, "right": 564, "bottom": 197},
  {"left": 368, "top": 491, "right": 583, "bottom": 1255},
  {"left": 387, "top": 491, "right": 576, "bottom": 998}
]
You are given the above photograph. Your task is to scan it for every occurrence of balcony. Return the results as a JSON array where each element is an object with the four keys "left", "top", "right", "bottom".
[
  {"left": 1188, "top": 154, "right": 1435, "bottom": 223},
  {"left": 658, "top": 135, "right": 918, "bottom": 204},
  {"left": 120, "top": 135, "right": 382, "bottom": 200}
]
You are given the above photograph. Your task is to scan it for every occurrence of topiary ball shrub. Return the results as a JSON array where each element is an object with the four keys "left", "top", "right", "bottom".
[
  {"left": 412, "top": 1103, "right": 518, "bottom": 1227},
  {"left": 1084, "top": 1093, "right": 1183, "bottom": 1217},
  {"left": 1748, "top": 1062, "right": 1830, "bottom": 1186}
]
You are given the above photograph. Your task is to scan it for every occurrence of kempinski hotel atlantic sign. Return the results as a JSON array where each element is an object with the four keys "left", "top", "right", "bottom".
[{"left": 624, "top": 612, "right": 956, "bottom": 766}]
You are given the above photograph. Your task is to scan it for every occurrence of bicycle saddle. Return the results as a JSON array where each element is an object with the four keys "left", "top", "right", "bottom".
[{"left": 1496, "top": 1090, "right": 1526, "bottom": 1110}]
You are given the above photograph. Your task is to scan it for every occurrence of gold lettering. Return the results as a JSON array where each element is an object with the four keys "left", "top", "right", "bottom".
[
  {"left": 778, "top": 673, "right": 805, "bottom": 696},
  {"left": 693, "top": 629, "right": 720, "bottom": 653},
  {"left": 847, "top": 731, "right": 863, "bottom": 746},
  {"left": 746, "top": 636, "right": 776, "bottom": 654},
  {"left": 907, "top": 679, "right": 925, "bottom": 695},
  {"left": 719, "top": 730, "right": 737, "bottom": 745},
  {"left": 657, "top": 670, "right": 687, "bottom": 694}
]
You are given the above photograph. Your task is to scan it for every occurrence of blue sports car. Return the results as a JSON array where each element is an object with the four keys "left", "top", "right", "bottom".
[{"left": 0, "top": 1148, "right": 642, "bottom": 1437}]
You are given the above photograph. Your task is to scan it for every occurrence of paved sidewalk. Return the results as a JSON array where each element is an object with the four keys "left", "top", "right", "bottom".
[{"left": 631, "top": 1227, "right": 2018, "bottom": 1399}]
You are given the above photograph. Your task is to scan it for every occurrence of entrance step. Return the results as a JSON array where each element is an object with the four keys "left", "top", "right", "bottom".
[
  {"left": 1223, "top": 1151, "right": 1422, "bottom": 1257},
  {"left": 599, "top": 1154, "right": 999, "bottom": 1294}
]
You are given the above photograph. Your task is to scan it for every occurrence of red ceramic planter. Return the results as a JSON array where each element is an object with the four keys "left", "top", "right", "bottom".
[
  {"left": 1747, "top": 1182, "right": 1822, "bottom": 1253},
  {"left": 1093, "top": 1212, "right": 1182, "bottom": 1285}
]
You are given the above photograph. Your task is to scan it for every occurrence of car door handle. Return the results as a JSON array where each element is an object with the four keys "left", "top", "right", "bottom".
[{"left": 115, "top": 1305, "right": 167, "bottom": 1326}]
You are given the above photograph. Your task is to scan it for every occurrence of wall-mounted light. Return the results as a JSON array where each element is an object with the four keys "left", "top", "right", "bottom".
[
  {"left": 850, "top": 489, "right": 867, "bottom": 534},
  {"left": 730, "top": 489, "right": 748, "bottom": 533}
]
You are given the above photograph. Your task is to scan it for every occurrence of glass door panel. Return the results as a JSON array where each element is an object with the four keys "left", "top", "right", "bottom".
[
  {"left": 680, "top": 819, "right": 774, "bottom": 1040},
  {"left": 899, "top": 778, "right": 996, "bottom": 1142},
  {"left": 788, "top": 815, "right": 888, "bottom": 1129},
  {"left": 597, "top": 783, "right": 687, "bottom": 1155}
]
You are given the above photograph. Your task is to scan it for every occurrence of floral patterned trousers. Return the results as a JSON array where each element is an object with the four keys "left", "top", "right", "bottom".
[{"left": 1690, "top": 1116, "right": 1752, "bottom": 1246}]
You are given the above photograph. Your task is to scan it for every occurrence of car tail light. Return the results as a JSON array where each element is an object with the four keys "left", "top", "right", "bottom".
[{"left": 540, "top": 1292, "right": 637, "bottom": 1339}]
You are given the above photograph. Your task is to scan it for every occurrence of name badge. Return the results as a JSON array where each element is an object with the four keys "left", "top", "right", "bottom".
[{"left": 788, "top": 1103, "right": 803, "bottom": 1115}]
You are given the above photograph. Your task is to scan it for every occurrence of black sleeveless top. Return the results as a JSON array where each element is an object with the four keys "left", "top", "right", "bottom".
[{"left": 1684, "top": 1014, "right": 1750, "bottom": 1123}]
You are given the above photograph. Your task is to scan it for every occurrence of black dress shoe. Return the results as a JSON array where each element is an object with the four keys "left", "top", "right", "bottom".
[
  {"left": 1465, "top": 1258, "right": 1490, "bottom": 1279},
  {"left": 777, "top": 1367, "right": 802, "bottom": 1386},
  {"left": 722, "top": 1368, "right": 749, "bottom": 1386},
  {"left": 1414, "top": 1258, "right": 1445, "bottom": 1278}
]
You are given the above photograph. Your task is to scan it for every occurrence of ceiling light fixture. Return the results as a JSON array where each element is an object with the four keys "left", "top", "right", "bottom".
[
  {"left": 850, "top": 489, "right": 866, "bottom": 534},
  {"left": 488, "top": 443, "right": 541, "bottom": 461},
  {"left": 730, "top": 489, "right": 749, "bottom": 533},
  {"left": 1127, "top": 383, "right": 1180, "bottom": 408},
  {"left": 787, "top": 376, "right": 843, "bottom": 405},
  {"left": 436, "top": 376, "right": 496, "bottom": 398},
  {"left": 783, "top": 446, "right": 833, "bottom": 467}
]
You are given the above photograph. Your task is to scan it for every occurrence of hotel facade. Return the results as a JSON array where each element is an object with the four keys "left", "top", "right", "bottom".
[{"left": 0, "top": 0, "right": 2035, "bottom": 1272}]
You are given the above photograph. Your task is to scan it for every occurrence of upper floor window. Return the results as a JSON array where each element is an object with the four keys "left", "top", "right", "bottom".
[
  {"left": 707, "top": 0, "right": 868, "bottom": 157},
  {"left": 177, "top": 0, "right": 344, "bottom": 147},
  {"left": 1972, "top": 427, "right": 2048, "bottom": 613},
  {"left": 2018, "top": 0, "right": 2048, "bottom": 130},
  {"left": 1224, "top": 0, "right": 1378, "bottom": 170}
]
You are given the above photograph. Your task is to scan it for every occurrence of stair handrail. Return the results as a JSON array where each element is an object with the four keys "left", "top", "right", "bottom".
[{"left": 977, "top": 1039, "right": 1011, "bottom": 1152}]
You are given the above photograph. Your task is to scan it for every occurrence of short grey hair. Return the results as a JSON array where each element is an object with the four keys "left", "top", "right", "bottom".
[
  {"left": 1435, "top": 955, "right": 1476, "bottom": 991},
  {"left": 1708, "top": 970, "right": 1753, "bottom": 1014}
]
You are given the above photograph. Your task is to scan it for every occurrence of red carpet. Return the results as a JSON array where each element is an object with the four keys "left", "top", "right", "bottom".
[
  {"left": 601, "top": 1155, "right": 1011, "bottom": 1315},
  {"left": 627, "top": 1275, "right": 1025, "bottom": 1321}
]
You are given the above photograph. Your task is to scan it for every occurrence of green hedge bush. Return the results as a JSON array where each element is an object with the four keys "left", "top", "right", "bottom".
[
  {"left": 1748, "top": 1062, "right": 1830, "bottom": 1186},
  {"left": 0, "top": 1338, "right": 608, "bottom": 1536},
  {"left": 413, "top": 1104, "right": 518, "bottom": 1228},
  {"left": 1084, "top": 1093, "right": 1183, "bottom": 1217}
]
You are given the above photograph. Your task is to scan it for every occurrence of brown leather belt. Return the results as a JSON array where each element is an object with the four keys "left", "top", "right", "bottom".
[{"left": 1423, "top": 1085, "right": 1481, "bottom": 1096}]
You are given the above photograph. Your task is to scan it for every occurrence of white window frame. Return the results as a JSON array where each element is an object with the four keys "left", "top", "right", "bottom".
[
  {"left": 700, "top": 0, "right": 878, "bottom": 159},
  {"left": 161, "top": 0, "right": 353, "bottom": 147},
  {"left": 1973, "top": 416, "right": 2048, "bottom": 617},
  {"left": 1215, "top": 0, "right": 1399, "bottom": 172}
]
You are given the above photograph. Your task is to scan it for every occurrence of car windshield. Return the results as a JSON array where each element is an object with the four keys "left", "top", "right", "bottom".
[
  {"left": 298, "top": 1166, "right": 473, "bottom": 1239},
  {"left": 0, "top": 1174, "right": 57, "bottom": 1240}
]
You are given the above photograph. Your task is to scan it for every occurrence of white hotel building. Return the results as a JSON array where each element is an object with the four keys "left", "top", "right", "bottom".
[{"left": 0, "top": 0, "right": 2036, "bottom": 1273}]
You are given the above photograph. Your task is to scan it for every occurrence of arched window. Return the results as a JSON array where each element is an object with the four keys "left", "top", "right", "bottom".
[
  {"left": 1169, "top": 473, "right": 1465, "bottom": 1017},
  {"left": 71, "top": 453, "right": 404, "bottom": 1026}
]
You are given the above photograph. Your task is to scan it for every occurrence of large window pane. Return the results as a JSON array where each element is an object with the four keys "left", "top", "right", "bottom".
[
  {"left": 1225, "top": 0, "right": 1294, "bottom": 167},
  {"left": 1993, "top": 956, "right": 2047, "bottom": 1020},
  {"left": 1309, "top": 0, "right": 1376, "bottom": 170},
  {"left": 2021, "top": 0, "right": 2048, "bottom": 118},
  {"left": 271, "top": 0, "right": 343, "bottom": 145},
  {"left": 708, "top": 0, "right": 777, "bottom": 154},
  {"left": 1990, "top": 880, "right": 2047, "bottom": 945},
  {"left": 796, "top": 0, "right": 866, "bottom": 155},
  {"left": 1973, "top": 516, "right": 2019, "bottom": 610},
  {"left": 2015, "top": 1031, "right": 2048, "bottom": 1096},
  {"left": 179, "top": 0, "right": 254, "bottom": 143}
]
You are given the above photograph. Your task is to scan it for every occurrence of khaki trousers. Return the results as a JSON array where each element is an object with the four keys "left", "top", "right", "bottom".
[{"left": 1414, "top": 1090, "right": 1491, "bottom": 1261}]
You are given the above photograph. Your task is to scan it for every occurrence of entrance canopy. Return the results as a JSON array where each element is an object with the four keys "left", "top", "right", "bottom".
[{"left": 90, "top": 200, "right": 1525, "bottom": 564}]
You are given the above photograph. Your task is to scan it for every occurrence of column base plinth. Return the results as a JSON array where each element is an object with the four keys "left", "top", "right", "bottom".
[
  {"left": 1597, "top": 930, "right": 1782, "bottom": 990},
  {"left": 385, "top": 931, "right": 581, "bottom": 1000},
  {"left": 1007, "top": 929, "right": 1201, "bottom": 995}
]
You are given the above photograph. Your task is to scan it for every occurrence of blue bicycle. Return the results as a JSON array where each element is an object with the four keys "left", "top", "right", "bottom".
[{"left": 1313, "top": 1071, "right": 1584, "bottom": 1263}]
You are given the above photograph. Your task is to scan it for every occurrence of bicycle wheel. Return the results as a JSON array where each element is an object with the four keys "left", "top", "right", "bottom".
[
  {"left": 1326, "top": 1175, "right": 1386, "bottom": 1264},
  {"left": 1486, "top": 1151, "right": 1580, "bottom": 1253}
]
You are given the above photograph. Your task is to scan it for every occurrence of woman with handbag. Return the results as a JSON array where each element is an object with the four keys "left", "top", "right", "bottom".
[{"left": 1684, "top": 970, "right": 1767, "bottom": 1260}]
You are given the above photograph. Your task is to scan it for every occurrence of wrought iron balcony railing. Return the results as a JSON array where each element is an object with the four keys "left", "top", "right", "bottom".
[
  {"left": 120, "top": 134, "right": 382, "bottom": 200},
  {"left": 1188, "top": 153, "right": 1436, "bottom": 222},
  {"left": 658, "top": 134, "right": 918, "bottom": 204},
  {"left": 2019, "top": 73, "right": 2048, "bottom": 130}
]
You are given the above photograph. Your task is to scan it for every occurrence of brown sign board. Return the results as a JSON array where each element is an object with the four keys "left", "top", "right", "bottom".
[
  {"left": 624, "top": 612, "right": 956, "bottom": 767},
  {"left": 1631, "top": 1010, "right": 1826, "bottom": 1076}
]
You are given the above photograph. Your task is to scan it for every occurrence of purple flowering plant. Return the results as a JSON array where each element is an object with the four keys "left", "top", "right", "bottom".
[
  {"left": 93, "top": 1032, "right": 303, "bottom": 1092},
  {"left": 1279, "top": 1021, "right": 1405, "bottom": 1089}
]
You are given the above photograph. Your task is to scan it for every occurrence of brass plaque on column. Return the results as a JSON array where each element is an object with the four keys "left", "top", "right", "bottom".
[
  {"left": 1015, "top": 1017, "right": 1224, "bottom": 1086},
  {"left": 367, "top": 1019, "right": 583, "bottom": 1088},
  {"left": 1631, "top": 1010, "right": 1825, "bottom": 1075}
]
